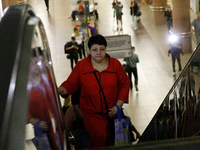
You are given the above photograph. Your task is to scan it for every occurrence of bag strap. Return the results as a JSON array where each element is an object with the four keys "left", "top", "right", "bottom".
[
  {"left": 115, "top": 105, "right": 124, "bottom": 119},
  {"left": 93, "top": 72, "right": 123, "bottom": 119},
  {"left": 93, "top": 72, "right": 109, "bottom": 111}
]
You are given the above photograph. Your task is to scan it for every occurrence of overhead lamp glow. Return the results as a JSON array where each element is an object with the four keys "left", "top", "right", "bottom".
[{"left": 169, "top": 34, "right": 177, "bottom": 43}]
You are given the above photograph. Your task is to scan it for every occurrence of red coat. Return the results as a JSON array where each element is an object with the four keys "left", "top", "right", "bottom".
[
  {"left": 61, "top": 54, "right": 130, "bottom": 148},
  {"left": 29, "top": 76, "right": 63, "bottom": 149}
]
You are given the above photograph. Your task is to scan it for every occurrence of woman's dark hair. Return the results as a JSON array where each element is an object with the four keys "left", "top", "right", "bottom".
[{"left": 88, "top": 34, "right": 107, "bottom": 49}]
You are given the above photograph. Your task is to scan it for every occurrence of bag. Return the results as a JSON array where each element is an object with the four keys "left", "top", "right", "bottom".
[
  {"left": 122, "top": 64, "right": 130, "bottom": 73},
  {"left": 64, "top": 43, "right": 69, "bottom": 54},
  {"left": 121, "top": 12, "right": 123, "bottom": 15},
  {"left": 136, "top": 11, "right": 141, "bottom": 16},
  {"left": 66, "top": 54, "right": 71, "bottom": 59},
  {"left": 114, "top": 105, "right": 131, "bottom": 146},
  {"left": 32, "top": 121, "right": 51, "bottom": 150},
  {"left": 121, "top": 109, "right": 136, "bottom": 143},
  {"left": 93, "top": 73, "right": 133, "bottom": 145},
  {"left": 64, "top": 42, "right": 70, "bottom": 54}
]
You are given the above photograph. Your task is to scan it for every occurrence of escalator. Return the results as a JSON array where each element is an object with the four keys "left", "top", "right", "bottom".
[
  {"left": 0, "top": 4, "right": 66, "bottom": 150},
  {"left": 138, "top": 38, "right": 200, "bottom": 146}
]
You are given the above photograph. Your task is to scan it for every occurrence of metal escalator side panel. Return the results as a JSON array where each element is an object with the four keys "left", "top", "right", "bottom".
[{"left": 0, "top": 4, "right": 36, "bottom": 150}]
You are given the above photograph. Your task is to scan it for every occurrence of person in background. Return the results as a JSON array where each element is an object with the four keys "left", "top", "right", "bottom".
[
  {"left": 89, "top": 2, "right": 99, "bottom": 20},
  {"left": 124, "top": 46, "right": 139, "bottom": 91},
  {"left": 65, "top": 37, "right": 79, "bottom": 70},
  {"left": 113, "top": 0, "right": 123, "bottom": 31},
  {"left": 112, "top": 0, "right": 123, "bottom": 31},
  {"left": 168, "top": 32, "right": 183, "bottom": 76},
  {"left": 191, "top": 13, "right": 200, "bottom": 45},
  {"left": 135, "top": 0, "right": 147, "bottom": 21},
  {"left": 44, "top": 0, "right": 49, "bottom": 11},
  {"left": 130, "top": 0, "right": 139, "bottom": 30},
  {"left": 72, "top": 27, "right": 83, "bottom": 59},
  {"left": 58, "top": 34, "right": 130, "bottom": 148},
  {"left": 64, "top": 89, "right": 89, "bottom": 149},
  {"left": 87, "top": 19, "right": 99, "bottom": 37},
  {"left": 70, "top": 1, "right": 85, "bottom": 21},
  {"left": 165, "top": 7, "right": 173, "bottom": 33},
  {"left": 75, "top": 24, "right": 87, "bottom": 58}
]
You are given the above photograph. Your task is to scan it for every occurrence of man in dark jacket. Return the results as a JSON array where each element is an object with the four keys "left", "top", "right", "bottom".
[
  {"left": 168, "top": 32, "right": 183, "bottom": 76},
  {"left": 64, "top": 37, "right": 79, "bottom": 70}
]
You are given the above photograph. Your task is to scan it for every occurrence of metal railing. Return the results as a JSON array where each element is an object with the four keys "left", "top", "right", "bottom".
[{"left": 18, "top": 0, "right": 28, "bottom": 4}]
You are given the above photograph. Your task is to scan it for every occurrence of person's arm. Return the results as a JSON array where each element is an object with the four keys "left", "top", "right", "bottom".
[
  {"left": 132, "top": 124, "right": 141, "bottom": 139},
  {"left": 108, "top": 100, "right": 124, "bottom": 118},
  {"left": 174, "top": 45, "right": 182, "bottom": 49},
  {"left": 191, "top": 20, "right": 195, "bottom": 33},
  {"left": 73, "top": 105, "right": 83, "bottom": 120},
  {"left": 29, "top": 118, "right": 48, "bottom": 131},
  {"left": 118, "top": 3, "right": 123, "bottom": 7},
  {"left": 168, "top": 49, "right": 171, "bottom": 56},
  {"left": 66, "top": 45, "right": 74, "bottom": 51},
  {"left": 58, "top": 86, "right": 68, "bottom": 98},
  {"left": 136, "top": 55, "right": 139, "bottom": 63},
  {"left": 88, "top": 27, "right": 92, "bottom": 37},
  {"left": 164, "top": 9, "right": 167, "bottom": 17},
  {"left": 83, "top": 33, "right": 86, "bottom": 39},
  {"left": 174, "top": 39, "right": 182, "bottom": 49},
  {"left": 74, "top": 42, "right": 79, "bottom": 50},
  {"left": 78, "top": 5, "right": 82, "bottom": 12},
  {"left": 96, "top": 26, "right": 100, "bottom": 34}
]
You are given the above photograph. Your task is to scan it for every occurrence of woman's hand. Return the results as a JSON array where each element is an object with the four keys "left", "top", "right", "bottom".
[
  {"left": 108, "top": 105, "right": 118, "bottom": 118},
  {"left": 58, "top": 86, "right": 68, "bottom": 98},
  {"left": 40, "top": 121, "right": 49, "bottom": 132},
  {"left": 136, "top": 131, "right": 141, "bottom": 139}
]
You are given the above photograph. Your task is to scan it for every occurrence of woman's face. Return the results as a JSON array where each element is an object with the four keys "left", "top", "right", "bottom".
[
  {"left": 30, "top": 57, "right": 40, "bottom": 75},
  {"left": 90, "top": 19, "right": 93, "bottom": 24},
  {"left": 89, "top": 44, "right": 106, "bottom": 63}
]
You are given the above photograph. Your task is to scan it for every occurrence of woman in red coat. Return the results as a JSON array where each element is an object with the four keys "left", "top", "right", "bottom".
[
  {"left": 28, "top": 49, "right": 63, "bottom": 149},
  {"left": 58, "top": 35, "right": 130, "bottom": 148}
]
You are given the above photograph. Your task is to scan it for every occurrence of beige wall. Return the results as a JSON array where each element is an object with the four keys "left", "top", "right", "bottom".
[{"left": 167, "top": 0, "right": 172, "bottom": 4}]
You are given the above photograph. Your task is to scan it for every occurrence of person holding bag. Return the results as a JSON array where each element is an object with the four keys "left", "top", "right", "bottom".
[
  {"left": 58, "top": 34, "right": 130, "bottom": 149},
  {"left": 130, "top": 0, "right": 139, "bottom": 30}
]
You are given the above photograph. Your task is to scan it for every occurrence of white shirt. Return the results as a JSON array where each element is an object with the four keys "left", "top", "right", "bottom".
[
  {"left": 89, "top": 4, "right": 99, "bottom": 12},
  {"left": 71, "top": 33, "right": 82, "bottom": 45}
]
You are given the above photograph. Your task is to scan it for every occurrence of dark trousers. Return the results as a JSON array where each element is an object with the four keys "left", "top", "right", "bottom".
[
  {"left": 167, "top": 19, "right": 173, "bottom": 33},
  {"left": 90, "top": 10, "right": 99, "bottom": 19},
  {"left": 171, "top": 53, "right": 182, "bottom": 72},
  {"left": 71, "top": 11, "right": 83, "bottom": 20},
  {"left": 70, "top": 54, "right": 78, "bottom": 70},
  {"left": 81, "top": 41, "right": 86, "bottom": 58},
  {"left": 44, "top": 0, "right": 49, "bottom": 10},
  {"left": 128, "top": 67, "right": 138, "bottom": 89},
  {"left": 78, "top": 44, "right": 82, "bottom": 59}
]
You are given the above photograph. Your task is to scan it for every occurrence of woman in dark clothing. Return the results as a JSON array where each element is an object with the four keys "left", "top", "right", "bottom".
[
  {"left": 165, "top": 7, "right": 173, "bottom": 33},
  {"left": 130, "top": 0, "right": 139, "bottom": 30},
  {"left": 44, "top": 0, "right": 49, "bottom": 11}
]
